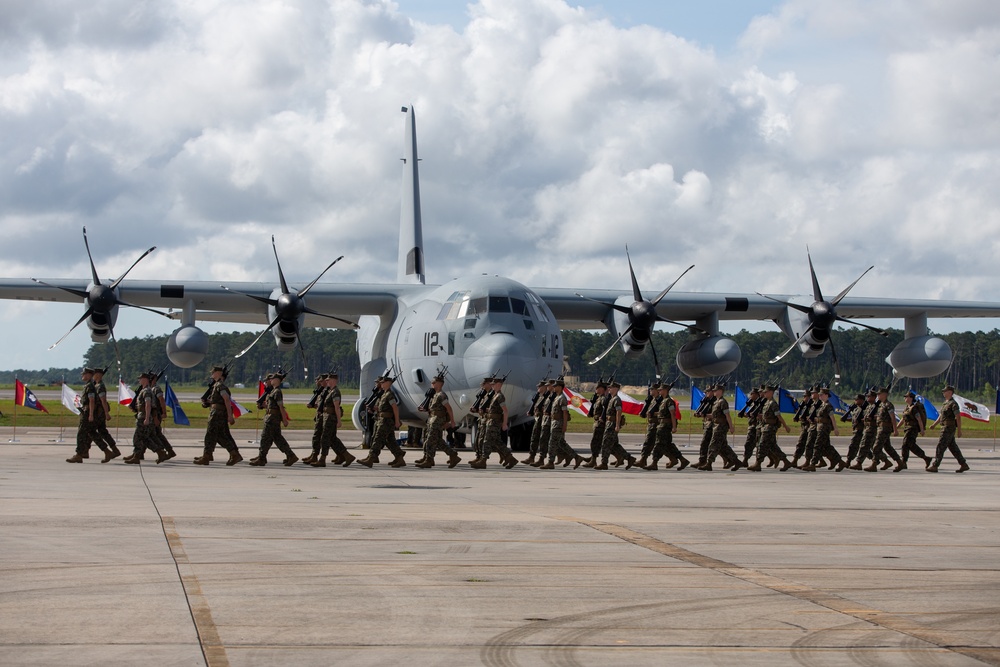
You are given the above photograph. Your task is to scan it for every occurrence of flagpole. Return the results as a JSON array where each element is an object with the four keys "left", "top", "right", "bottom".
[
  {"left": 253, "top": 376, "right": 261, "bottom": 444},
  {"left": 115, "top": 376, "right": 122, "bottom": 443},
  {"left": 9, "top": 376, "right": 19, "bottom": 443},
  {"left": 55, "top": 375, "right": 65, "bottom": 444}
]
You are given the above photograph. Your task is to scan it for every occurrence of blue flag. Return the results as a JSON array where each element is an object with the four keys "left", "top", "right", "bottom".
[
  {"left": 828, "top": 389, "right": 847, "bottom": 415},
  {"left": 916, "top": 394, "right": 938, "bottom": 421},
  {"left": 778, "top": 387, "right": 798, "bottom": 414},
  {"left": 163, "top": 379, "right": 190, "bottom": 426},
  {"left": 691, "top": 385, "right": 705, "bottom": 411},
  {"left": 734, "top": 386, "right": 748, "bottom": 412}
]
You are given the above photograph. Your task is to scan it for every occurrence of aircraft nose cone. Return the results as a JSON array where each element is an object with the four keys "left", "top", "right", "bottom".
[{"left": 464, "top": 333, "right": 536, "bottom": 387}]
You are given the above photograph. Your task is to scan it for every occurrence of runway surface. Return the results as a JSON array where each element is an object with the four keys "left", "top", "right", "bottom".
[{"left": 2, "top": 428, "right": 999, "bottom": 666}]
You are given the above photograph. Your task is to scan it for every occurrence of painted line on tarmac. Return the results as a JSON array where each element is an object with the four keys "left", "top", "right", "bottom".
[
  {"left": 162, "top": 517, "right": 230, "bottom": 667},
  {"left": 561, "top": 517, "right": 1000, "bottom": 667}
]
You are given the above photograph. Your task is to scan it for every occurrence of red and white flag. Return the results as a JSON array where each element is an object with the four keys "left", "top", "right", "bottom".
[
  {"left": 118, "top": 379, "right": 135, "bottom": 406},
  {"left": 563, "top": 387, "right": 592, "bottom": 416},
  {"left": 619, "top": 390, "right": 644, "bottom": 416},
  {"left": 952, "top": 393, "right": 991, "bottom": 423},
  {"left": 231, "top": 399, "right": 252, "bottom": 419},
  {"left": 61, "top": 383, "right": 82, "bottom": 415}
]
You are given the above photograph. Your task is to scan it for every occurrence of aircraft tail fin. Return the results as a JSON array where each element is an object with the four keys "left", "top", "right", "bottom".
[{"left": 398, "top": 105, "right": 425, "bottom": 285}]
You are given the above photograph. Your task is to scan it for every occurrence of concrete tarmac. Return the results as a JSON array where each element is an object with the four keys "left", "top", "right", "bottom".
[{"left": 2, "top": 427, "right": 999, "bottom": 666}]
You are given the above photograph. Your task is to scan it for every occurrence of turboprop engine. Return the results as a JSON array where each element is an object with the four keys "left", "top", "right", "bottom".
[
  {"left": 676, "top": 335, "right": 742, "bottom": 378},
  {"left": 166, "top": 325, "right": 210, "bottom": 368}
]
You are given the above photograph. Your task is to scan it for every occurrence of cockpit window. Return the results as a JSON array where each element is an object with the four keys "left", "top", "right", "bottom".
[
  {"left": 468, "top": 297, "right": 487, "bottom": 316},
  {"left": 489, "top": 296, "right": 511, "bottom": 313},
  {"left": 510, "top": 297, "right": 528, "bottom": 316},
  {"left": 437, "top": 291, "right": 472, "bottom": 320}
]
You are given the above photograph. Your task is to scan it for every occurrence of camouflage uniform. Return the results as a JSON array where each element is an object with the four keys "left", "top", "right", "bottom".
[
  {"left": 599, "top": 393, "right": 623, "bottom": 465},
  {"left": 809, "top": 400, "right": 844, "bottom": 468},
  {"left": 533, "top": 390, "right": 555, "bottom": 464},
  {"left": 651, "top": 395, "right": 684, "bottom": 466},
  {"left": 853, "top": 398, "right": 880, "bottom": 467},
  {"left": 525, "top": 388, "right": 549, "bottom": 460},
  {"left": 753, "top": 398, "right": 789, "bottom": 467},
  {"left": 203, "top": 379, "right": 239, "bottom": 456},
  {"left": 587, "top": 391, "right": 608, "bottom": 463},
  {"left": 870, "top": 398, "right": 902, "bottom": 467},
  {"left": 742, "top": 398, "right": 761, "bottom": 463},
  {"left": 802, "top": 400, "right": 823, "bottom": 466},
  {"left": 639, "top": 392, "right": 662, "bottom": 461},
  {"left": 75, "top": 378, "right": 100, "bottom": 457},
  {"left": 482, "top": 388, "right": 514, "bottom": 463},
  {"left": 130, "top": 386, "right": 161, "bottom": 459},
  {"left": 423, "top": 391, "right": 459, "bottom": 459},
  {"left": 150, "top": 382, "right": 175, "bottom": 459},
  {"left": 931, "top": 397, "right": 968, "bottom": 470},
  {"left": 843, "top": 401, "right": 866, "bottom": 463},
  {"left": 307, "top": 383, "right": 329, "bottom": 460},
  {"left": 705, "top": 396, "right": 739, "bottom": 467},
  {"left": 92, "top": 378, "right": 117, "bottom": 452},
  {"left": 317, "top": 386, "right": 349, "bottom": 461},
  {"left": 259, "top": 386, "right": 296, "bottom": 461},
  {"left": 369, "top": 389, "right": 404, "bottom": 460},
  {"left": 545, "top": 389, "right": 578, "bottom": 466},
  {"left": 792, "top": 397, "right": 814, "bottom": 462},
  {"left": 898, "top": 401, "right": 929, "bottom": 464}
]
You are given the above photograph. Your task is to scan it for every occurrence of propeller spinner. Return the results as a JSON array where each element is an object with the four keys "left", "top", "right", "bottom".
[
  {"left": 222, "top": 236, "right": 357, "bottom": 376},
  {"left": 32, "top": 226, "right": 170, "bottom": 369},
  {"left": 758, "top": 248, "right": 888, "bottom": 380},
  {"left": 576, "top": 246, "right": 699, "bottom": 378}
]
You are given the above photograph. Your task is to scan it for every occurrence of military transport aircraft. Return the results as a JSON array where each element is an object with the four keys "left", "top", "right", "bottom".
[{"left": 3, "top": 106, "right": 1000, "bottom": 438}]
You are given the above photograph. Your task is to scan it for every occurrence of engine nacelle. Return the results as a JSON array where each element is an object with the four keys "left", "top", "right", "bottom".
[
  {"left": 166, "top": 325, "right": 209, "bottom": 368},
  {"left": 676, "top": 336, "right": 742, "bottom": 378},
  {"left": 886, "top": 335, "right": 952, "bottom": 378}
]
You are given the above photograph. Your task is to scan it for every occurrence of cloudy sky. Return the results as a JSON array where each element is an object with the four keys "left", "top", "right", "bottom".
[{"left": 2, "top": 0, "right": 1000, "bottom": 371}]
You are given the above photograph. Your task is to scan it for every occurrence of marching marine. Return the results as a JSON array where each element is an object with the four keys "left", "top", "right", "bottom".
[
  {"left": 807, "top": 387, "right": 846, "bottom": 472},
  {"left": 866, "top": 386, "right": 904, "bottom": 472},
  {"left": 315, "top": 372, "right": 354, "bottom": 467},
  {"left": 194, "top": 364, "right": 243, "bottom": 466},
  {"left": 302, "top": 374, "right": 329, "bottom": 465},
  {"left": 700, "top": 383, "right": 741, "bottom": 471},
  {"left": 927, "top": 385, "right": 970, "bottom": 473},
  {"left": 91, "top": 367, "right": 120, "bottom": 461},
  {"left": 123, "top": 371, "right": 161, "bottom": 464},
  {"left": 748, "top": 384, "right": 792, "bottom": 471},
  {"left": 841, "top": 394, "right": 866, "bottom": 466},
  {"left": 582, "top": 380, "right": 608, "bottom": 468},
  {"left": 479, "top": 375, "right": 518, "bottom": 469},
  {"left": 522, "top": 380, "right": 550, "bottom": 465},
  {"left": 416, "top": 371, "right": 462, "bottom": 468},
  {"left": 358, "top": 374, "right": 406, "bottom": 468},
  {"left": 646, "top": 382, "right": 688, "bottom": 470},
  {"left": 540, "top": 377, "right": 585, "bottom": 469},
  {"left": 66, "top": 368, "right": 105, "bottom": 463},
  {"left": 250, "top": 371, "right": 299, "bottom": 467},
  {"left": 637, "top": 383, "right": 661, "bottom": 469},
  {"left": 897, "top": 391, "right": 932, "bottom": 470}
]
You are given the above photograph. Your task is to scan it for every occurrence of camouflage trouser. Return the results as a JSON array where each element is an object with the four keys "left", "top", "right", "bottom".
[
  {"left": 423, "top": 416, "right": 457, "bottom": 458},
  {"left": 706, "top": 423, "right": 738, "bottom": 465},
  {"left": 846, "top": 429, "right": 864, "bottom": 461},
  {"left": 132, "top": 422, "right": 161, "bottom": 456},
  {"left": 856, "top": 428, "right": 878, "bottom": 463},
  {"left": 526, "top": 417, "right": 543, "bottom": 455},
  {"left": 651, "top": 423, "right": 681, "bottom": 462},
  {"left": 369, "top": 416, "right": 403, "bottom": 458},
  {"left": 803, "top": 427, "right": 819, "bottom": 464},
  {"left": 698, "top": 423, "right": 713, "bottom": 463},
  {"left": 536, "top": 417, "right": 552, "bottom": 460},
  {"left": 204, "top": 411, "right": 238, "bottom": 454},
  {"left": 474, "top": 416, "right": 488, "bottom": 458},
  {"left": 754, "top": 425, "right": 787, "bottom": 463},
  {"left": 311, "top": 416, "right": 324, "bottom": 454},
  {"left": 899, "top": 428, "right": 928, "bottom": 463},
  {"left": 76, "top": 418, "right": 101, "bottom": 455},
  {"left": 153, "top": 424, "right": 174, "bottom": 453},
  {"left": 546, "top": 421, "right": 577, "bottom": 464},
  {"left": 742, "top": 427, "right": 759, "bottom": 461},
  {"left": 589, "top": 422, "right": 605, "bottom": 460},
  {"left": 639, "top": 421, "right": 658, "bottom": 459},
  {"left": 600, "top": 423, "right": 629, "bottom": 464},
  {"left": 261, "top": 416, "right": 294, "bottom": 458},
  {"left": 793, "top": 423, "right": 810, "bottom": 459},
  {"left": 482, "top": 419, "right": 512, "bottom": 461},
  {"left": 872, "top": 427, "right": 901, "bottom": 463},
  {"left": 94, "top": 418, "right": 116, "bottom": 449},
  {"left": 810, "top": 427, "right": 843, "bottom": 465},
  {"left": 933, "top": 425, "right": 966, "bottom": 466}
]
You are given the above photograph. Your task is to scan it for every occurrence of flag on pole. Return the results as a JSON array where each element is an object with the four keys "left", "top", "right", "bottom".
[
  {"left": 915, "top": 393, "right": 939, "bottom": 421},
  {"left": 734, "top": 386, "right": 748, "bottom": 412},
  {"left": 231, "top": 399, "right": 251, "bottom": 419},
  {"left": 952, "top": 393, "right": 990, "bottom": 422},
  {"left": 118, "top": 379, "right": 135, "bottom": 406},
  {"left": 258, "top": 380, "right": 267, "bottom": 398},
  {"left": 163, "top": 379, "right": 190, "bottom": 426},
  {"left": 618, "top": 390, "right": 644, "bottom": 416},
  {"left": 691, "top": 385, "right": 705, "bottom": 411},
  {"left": 563, "top": 387, "right": 592, "bottom": 417},
  {"left": 778, "top": 387, "right": 798, "bottom": 414},
  {"left": 61, "top": 383, "right": 81, "bottom": 415},
  {"left": 828, "top": 389, "right": 847, "bottom": 415},
  {"left": 14, "top": 379, "right": 48, "bottom": 412}
]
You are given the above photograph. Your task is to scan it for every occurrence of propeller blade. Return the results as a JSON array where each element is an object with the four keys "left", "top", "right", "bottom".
[
  {"left": 649, "top": 339, "right": 662, "bottom": 380},
  {"left": 295, "top": 328, "right": 310, "bottom": 381},
  {"left": 302, "top": 306, "right": 359, "bottom": 329},
  {"left": 234, "top": 316, "right": 283, "bottom": 358},
  {"left": 107, "top": 324, "right": 123, "bottom": 372},
  {"left": 654, "top": 315, "right": 706, "bottom": 335},
  {"left": 830, "top": 265, "right": 875, "bottom": 306},
  {"left": 113, "top": 298, "right": 173, "bottom": 319},
  {"left": 650, "top": 265, "right": 695, "bottom": 306},
  {"left": 271, "top": 236, "right": 290, "bottom": 295},
  {"left": 47, "top": 308, "right": 94, "bottom": 350},
  {"left": 835, "top": 316, "right": 889, "bottom": 336},
  {"left": 768, "top": 322, "right": 817, "bottom": 364},
  {"left": 806, "top": 247, "right": 824, "bottom": 303},
  {"left": 30, "top": 278, "right": 89, "bottom": 300},
  {"left": 573, "top": 293, "right": 632, "bottom": 315},
  {"left": 588, "top": 324, "right": 634, "bottom": 365},
  {"left": 624, "top": 245, "right": 643, "bottom": 303},
  {"left": 81, "top": 226, "right": 102, "bottom": 286},
  {"left": 827, "top": 335, "right": 842, "bottom": 383},
  {"left": 297, "top": 255, "right": 345, "bottom": 298},
  {"left": 221, "top": 285, "right": 278, "bottom": 306},
  {"left": 110, "top": 246, "right": 157, "bottom": 289},
  {"left": 756, "top": 292, "right": 813, "bottom": 314}
]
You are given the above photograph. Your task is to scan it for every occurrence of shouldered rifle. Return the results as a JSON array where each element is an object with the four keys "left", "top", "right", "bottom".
[
  {"left": 256, "top": 383, "right": 274, "bottom": 409},
  {"left": 639, "top": 382, "right": 654, "bottom": 418},
  {"left": 418, "top": 387, "right": 435, "bottom": 412},
  {"left": 306, "top": 385, "right": 323, "bottom": 409},
  {"left": 694, "top": 393, "right": 715, "bottom": 418}
]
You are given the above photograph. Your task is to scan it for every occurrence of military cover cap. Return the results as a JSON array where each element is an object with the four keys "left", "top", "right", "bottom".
[
  {"left": 94, "top": 367, "right": 107, "bottom": 375},
  {"left": 432, "top": 371, "right": 446, "bottom": 382},
  {"left": 264, "top": 373, "right": 274, "bottom": 380},
  {"left": 819, "top": 386, "right": 831, "bottom": 395},
  {"left": 481, "top": 377, "right": 493, "bottom": 385},
  {"left": 82, "top": 367, "right": 95, "bottom": 374},
  {"left": 609, "top": 380, "right": 621, "bottom": 388},
  {"left": 765, "top": 384, "right": 778, "bottom": 392},
  {"left": 377, "top": 374, "right": 395, "bottom": 383},
  {"left": 749, "top": 385, "right": 760, "bottom": 394},
  {"left": 536, "top": 379, "right": 547, "bottom": 387},
  {"left": 552, "top": 376, "right": 565, "bottom": 387},
  {"left": 327, "top": 371, "right": 339, "bottom": 379},
  {"left": 273, "top": 370, "right": 287, "bottom": 381},
  {"left": 877, "top": 385, "right": 890, "bottom": 394},
  {"left": 316, "top": 372, "right": 329, "bottom": 380},
  {"left": 904, "top": 390, "right": 916, "bottom": 398},
  {"left": 138, "top": 371, "right": 151, "bottom": 379},
  {"left": 866, "top": 388, "right": 877, "bottom": 397},
  {"left": 855, "top": 393, "right": 866, "bottom": 401},
  {"left": 493, "top": 375, "right": 506, "bottom": 383},
  {"left": 943, "top": 384, "right": 956, "bottom": 392},
  {"left": 211, "top": 364, "right": 227, "bottom": 373},
  {"left": 596, "top": 379, "right": 609, "bottom": 388},
  {"left": 715, "top": 382, "right": 726, "bottom": 390},
  {"left": 660, "top": 382, "right": 674, "bottom": 390}
]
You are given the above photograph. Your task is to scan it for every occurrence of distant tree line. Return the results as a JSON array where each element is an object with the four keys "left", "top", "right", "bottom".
[{"left": 3, "top": 327, "right": 1000, "bottom": 401}]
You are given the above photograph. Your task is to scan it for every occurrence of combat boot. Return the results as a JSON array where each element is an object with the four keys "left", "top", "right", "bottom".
[
  {"left": 878, "top": 459, "right": 891, "bottom": 470},
  {"left": 505, "top": 456, "right": 519, "bottom": 469},
  {"left": 699, "top": 462, "right": 713, "bottom": 471},
  {"left": 926, "top": 463, "right": 939, "bottom": 472},
  {"left": 747, "top": 461, "right": 762, "bottom": 472},
  {"left": 530, "top": 458, "right": 545, "bottom": 468},
  {"left": 730, "top": 459, "right": 744, "bottom": 471},
  {"left": 539, "top": 460, "right": 555, "bottom": 469},
  {"left": 625, "top": 456, "right": 637, "bottom": 470},
  {"left": 956, "top": 462, "right": 970, "bottom": 473},
  {"left": 226, "top": 451, "right": 244, "bottom": 466},
  {"left": 893, "top": 460, "right": 906, "bottom": 472},
  {"left": 301, "top": 452, "right": 317, "bottom": 465},
  {"left": 357, "top": 455, "right": 375, "bottom": 468},
  {"left": 582, "top": 459, "right": 597, "bottom": 469},
  {"left": 849, "top": 461, "right": 863, "bottom": 470},
  {"left": 340, "top": 452, "right": 355, "bottom": 467},
  {"left": 414, "top": 456, "right": 427, "bottom": 466},
  {"left": 779, "top": 458, "right": 792, "bottom": 471},
  {"left": 676, "top": 457, "right": 690, "bottom": 471},
  {"left": 469, "top": 458, "right": 487, "bottom": 469},
  {"left": 249, "top": 457, "right": 267, "bottom": 467},
  {"left": 193, "top": 451, "right": 213, "bottom": 465},
  {"left": 124, "top": 454, "right": 143, "bottom": 464},
  {"left": 573, "top": 455, "right": 585, "bottom": 469},
  {"left": 447, "top": 452, "right": 461, "bottom": 468},
  {"left": 594, "top": 462, "right": 609, "bottom": 470},
  {"left": 637, "top": 456, "right": 649, "bottom": 470},
  {"left": 834, "top": 461, "right": 847, "bottom": 472},
  {"left": 331, "top": 453, "right": 344, "bottom": 465},
  {"left": 156, "top": 449, "right": 172, "bottom": 464},
  {"left": 248, "top": 455, "right": 260, "bottom": 464},
  {"left": 415, "top": 456, "right": 435, "bottom": 468},
  {"left": 521, "top": 454, "right": 536, "bottom": 465},
  {"left": 66, "top": 454, "right": 84, "bottom": 463},
  {"left": 283, "top": 454, "right": 299, "bottom": 466},
  {"left": 790, "top": 456, "right": 800, "bottom": 469},
  {"left": 388, "top": 453, "right": 406, "bottom": 468},
  {"left": 922, "top": 455, "right": 932, "bottom": 469},
  {"left": 664, "top": 458, "right": 677, "bottom": 469},
  {"left": 863, "top": 463, "right": 878, "bottom": 472},
  {"left": 102, "top": 445, "right": 122, "bottom": 463},
  {"left": 613, "top": 454, "right": 624, "bottom": 467},
  {"left": 161, "top": 447, "right": 177, "bottom": 462},
  {"left": 310, "top": 455, "right": 327, "bottom": 467},
  {"left": 644, "top": 460, "right": 658, "bottom": 471}
]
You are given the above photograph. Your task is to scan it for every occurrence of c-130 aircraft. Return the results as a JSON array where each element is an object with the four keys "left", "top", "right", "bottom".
[{"left": 3, "top": 106, "right": 1000, "bottom": 439}]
